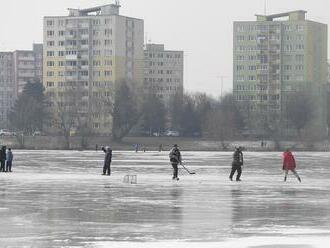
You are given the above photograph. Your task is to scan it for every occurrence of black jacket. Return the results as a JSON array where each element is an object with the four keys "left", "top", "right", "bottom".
[
  {"left": 232, "top": 150, "right": 243, "bottom": 166},
  {"left": 169, "top": 147, "right": 181, "bottom": 164},
  {"left": 0, "top": 146, "right": 6, "bottom": 161},
  {"left": 103, "top": 148, "right": 112, "bottom": 166}
]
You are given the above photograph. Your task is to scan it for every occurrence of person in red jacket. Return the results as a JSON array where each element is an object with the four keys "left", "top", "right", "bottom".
[{"left": 282, "top": 149, "right": 301, "bottom": 182}]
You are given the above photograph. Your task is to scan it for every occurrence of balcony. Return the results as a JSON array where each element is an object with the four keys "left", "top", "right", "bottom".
[{"left": 66, "top": 55, "right": 77, "bottom": 60}]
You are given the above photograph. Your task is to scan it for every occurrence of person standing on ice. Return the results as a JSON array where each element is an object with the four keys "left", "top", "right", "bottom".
[
  {"left": 169, "top": 144, "right": 182, "bottom": 181},
  {"left": 0, "top": 146, "right": 6, "bottom": 172},
  {"left": 5, "top": 148, "right": 13, "bottom": 172},
  {"left": 101, "top": 146, "right": 112, "bottom": 176},
  {"left": 229, "top": 147, "right": 244, "bottom": 181},
  {"left": 282, "top": 149, "right": 301, "bottom": 182}
]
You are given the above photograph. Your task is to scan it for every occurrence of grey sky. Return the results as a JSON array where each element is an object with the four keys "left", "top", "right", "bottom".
[{"left": 1, "top": 0, "right": 329, "bottom": 97}]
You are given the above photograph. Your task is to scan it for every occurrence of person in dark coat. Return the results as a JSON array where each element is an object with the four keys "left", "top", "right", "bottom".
[
  {"left": 229, "top": 147, "right": 244, "bottom": 181},
  {"left": 169, "top": 144, "right": 182, "bottom": 181},
  {"left": 6, "top": 148, "right": 13, "bottom": 172},
  {"left": 283, "top": 149, "right": 301, "bottom": 182},
  {"left": 0, "top": 146, "right": 6, "bottom": 172},
  {"left": 102, "top": 146, "right": 112, "bottom": 176}
]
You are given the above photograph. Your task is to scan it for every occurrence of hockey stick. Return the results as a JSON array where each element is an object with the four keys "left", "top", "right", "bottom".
[{"left": 181, "top": 163, "right": 196, "bottom": 175}]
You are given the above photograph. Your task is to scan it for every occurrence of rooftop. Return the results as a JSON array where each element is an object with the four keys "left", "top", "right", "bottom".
[{"left": 255, "top": 10, "right": 307, "bottom": 21}]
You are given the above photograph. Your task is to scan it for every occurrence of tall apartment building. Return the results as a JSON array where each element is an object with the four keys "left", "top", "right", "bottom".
[
  {"left": 0, "top": 53, "right": 15, "bottom": 128},
  {"left": 0, "top": 44, "right": 43, "bottom": 128},
  {"left": 144, "top": 44, "right": 184, "bottom": 106},
  {"left": 233, "top": 10, "right": 328, "bottom": 135},
  {"left": 43, "top": 4, "right": 144, "bottom": 134},
  {"left": 13, "top": 44, "right": 43, "bottom": 94}
]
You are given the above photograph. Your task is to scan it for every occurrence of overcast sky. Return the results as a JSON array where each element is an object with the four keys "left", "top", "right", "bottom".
[{"left": 1, "top": 0, "right": 330, "bottom": 97}]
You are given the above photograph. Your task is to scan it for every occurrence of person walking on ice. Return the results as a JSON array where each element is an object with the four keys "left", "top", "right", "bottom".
[
  {"left": 282, "top": 148, "right": 301, "bottom": 182},
  {"left": 101, "top": 146, "right": 112, "bottom": 176},
  {"left": 169, "top": 144, "right": 182, "bottom": 181},
  {"left": 229, "top": 147, "right": 244, "bottom": 181}
]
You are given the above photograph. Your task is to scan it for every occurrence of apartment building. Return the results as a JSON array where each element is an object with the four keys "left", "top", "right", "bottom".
[
  {"left": 0, "top": 44, "right": 42, "bottom": 128},
  {"left": 13, "top": 44, "right": 43, "bottom": 94},
  {"left": 43, "top": 4, "right": 144, "bottom": 134},
  {"left": 233, "top": 10, "right": 328, "bottom": 135},
  {"left": 0, "top": 53, "right": 15, "bottom": 128},
  {"left": 144, "top": 44, "right": 184, "bottom": 107}
]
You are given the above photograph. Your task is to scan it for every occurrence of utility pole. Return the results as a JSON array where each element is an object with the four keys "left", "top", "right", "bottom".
[{"left": 217, "top": 76, "right": 226, "bottom": 99}]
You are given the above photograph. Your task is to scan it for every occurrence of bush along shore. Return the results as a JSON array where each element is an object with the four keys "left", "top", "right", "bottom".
[{"left": 1, "top": 136, "right": 330, "bottom": 151}]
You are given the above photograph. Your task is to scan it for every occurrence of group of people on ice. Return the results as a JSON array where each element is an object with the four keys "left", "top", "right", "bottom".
[
  {"left": 0, "top": 146, "right": 13, "bottom": 173},
  {"left": 228, "top": 146, "right": 301, "bottom": 182},
  {"left": 167, "top": 145, "right": 302, "bottom": 182},
  {"left": 100, "top": 143, "right": 302, "bottom": 182}
]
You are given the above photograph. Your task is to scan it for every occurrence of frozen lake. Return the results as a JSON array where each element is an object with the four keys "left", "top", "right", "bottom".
[{"left": 0, "top": 150, "right": 330, "bottom": 248}]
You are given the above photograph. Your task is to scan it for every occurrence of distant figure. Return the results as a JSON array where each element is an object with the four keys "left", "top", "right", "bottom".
[
  {"left": 134, "top": 144, "right": 139, "bottom": 153},
  {"left": 6, "top": 148, "right": 13, "bottom": 172},
  {"left": 229, "top": 147, "right": 244, "bottom": 181},
  {"left": 169, "top": 144, "right": 182, "bottom": 181},
  {"left": 143, "top": 146, "right": 146, "bottom": 152},
  {"left": 159, "top": 144, "right": 163, "bottom": 152},
  {"left": 282, "top": 149, "right": 301, "bottom": 182},
  {"left": 102, "top": 146, "right": 112, "bottom": 176},
  {"left": 0, "top": 146, "right": 6, "bottom": 172},
  {"left": 95, "top": 144, "right": 98, "bottom": 151}
]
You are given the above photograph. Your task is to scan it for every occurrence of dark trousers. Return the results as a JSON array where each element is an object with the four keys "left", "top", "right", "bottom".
[
  {"left": 229, "top": 164, "right": 242, "bottom": 180},
  {"left": 103, "top": 163, "right": 111, "bottom": 175},
  {"left": 0, "top": 160, "right": 5, "bottom": 172},
  {"left": 6, "top": 161, "right": 12, "bottom": 172},
  {"left": 172, "top": 163, "right": 178, "bottom": 179}
]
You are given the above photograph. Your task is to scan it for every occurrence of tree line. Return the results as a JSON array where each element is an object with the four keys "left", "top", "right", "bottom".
[{"left": 7, "top": 80, "right": 323, "bottom": 144}]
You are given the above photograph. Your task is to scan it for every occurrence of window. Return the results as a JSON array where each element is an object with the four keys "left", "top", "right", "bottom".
[
  {"left": 284, "top": 65, "right": 292, "bottom": 70},
  {"left": 104, "top": 39, "right": 112, "bottom": 45},
  {"left": 104, "top": 60, "right": 112, "bottom": 66},
  {"left": 105, "top": 29, "right": 112, "bottom": 36},
  {"left": 58, "top": 30, "right": 65, "bottom": 36},
  {"left": 46, "top": 20, "right": 54, "bottom": 26},
  {"left": 58, "top": 20, "right": 65, "bottom": 26},
  {"left": 47, "top": 61, "right": 55, "bottom": 67},
  {"left": 47, "top": 71, "right": 54, "bottom": 77},
  {"left": 93, "top": 60, "right": 101, "bottom": 66},
  {"left": 58, "top": 51, "right": 65, "bottom": 56},
  {"left": 104, "top": 71, "right": 112, "bottom": 76},
  {"left": 47, "top": 81, "right": 55, "bottom": 87},
  {"left": 93, "top": 19, "right": 101, "bottom": 25},
  {"left": 93, "top": 40, "right": 101, "bottom": 46},
  {"left": 236, "top": 65, "right": 244, "bottom": 71},
  {"left": 296, "top": 25, "right": 304, "bottom": 32},
  {"left": 104, "top": 49, "right": 112, "bottom": 56},
  {"left": 47, "top": 51, "right": 54, "bottom": 57},
  {"left": 93, "top": 50, "right": 101, "bottom": 56},
  {"left": 296, "top": 54, "right": 304, "bottom": 62},
  {"left": 58, "top": 41, "right": 65, "bottom": 46},
  {"left": 47, "top": 41, "right": 54, "bottom": 46},
  {"left": 47, "top": 30, "right": 54, "bottom": 37}
]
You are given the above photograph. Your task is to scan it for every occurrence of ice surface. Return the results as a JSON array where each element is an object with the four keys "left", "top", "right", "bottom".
[{"left": 0, "top": 150, "right": 329, "bottom": 247}]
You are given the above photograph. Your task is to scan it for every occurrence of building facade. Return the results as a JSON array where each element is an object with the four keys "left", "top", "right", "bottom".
[
  {"left": 0, "top": 44, "right": 43, "bottom": 128},
  {"left": 0, "top": 53, "right": 15, "bottom": 128},
  {"left": 43, "top": 4, "right": 144, "bottom": 135},
  {"left": 233, "top": 10, "right": 328, "bottom": 136},
  {"left": 14, "top": 44, "right": 43, "bottom": 94},
  {"left": 144, "top": 44, "right": 184, "bottom": 107}
]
